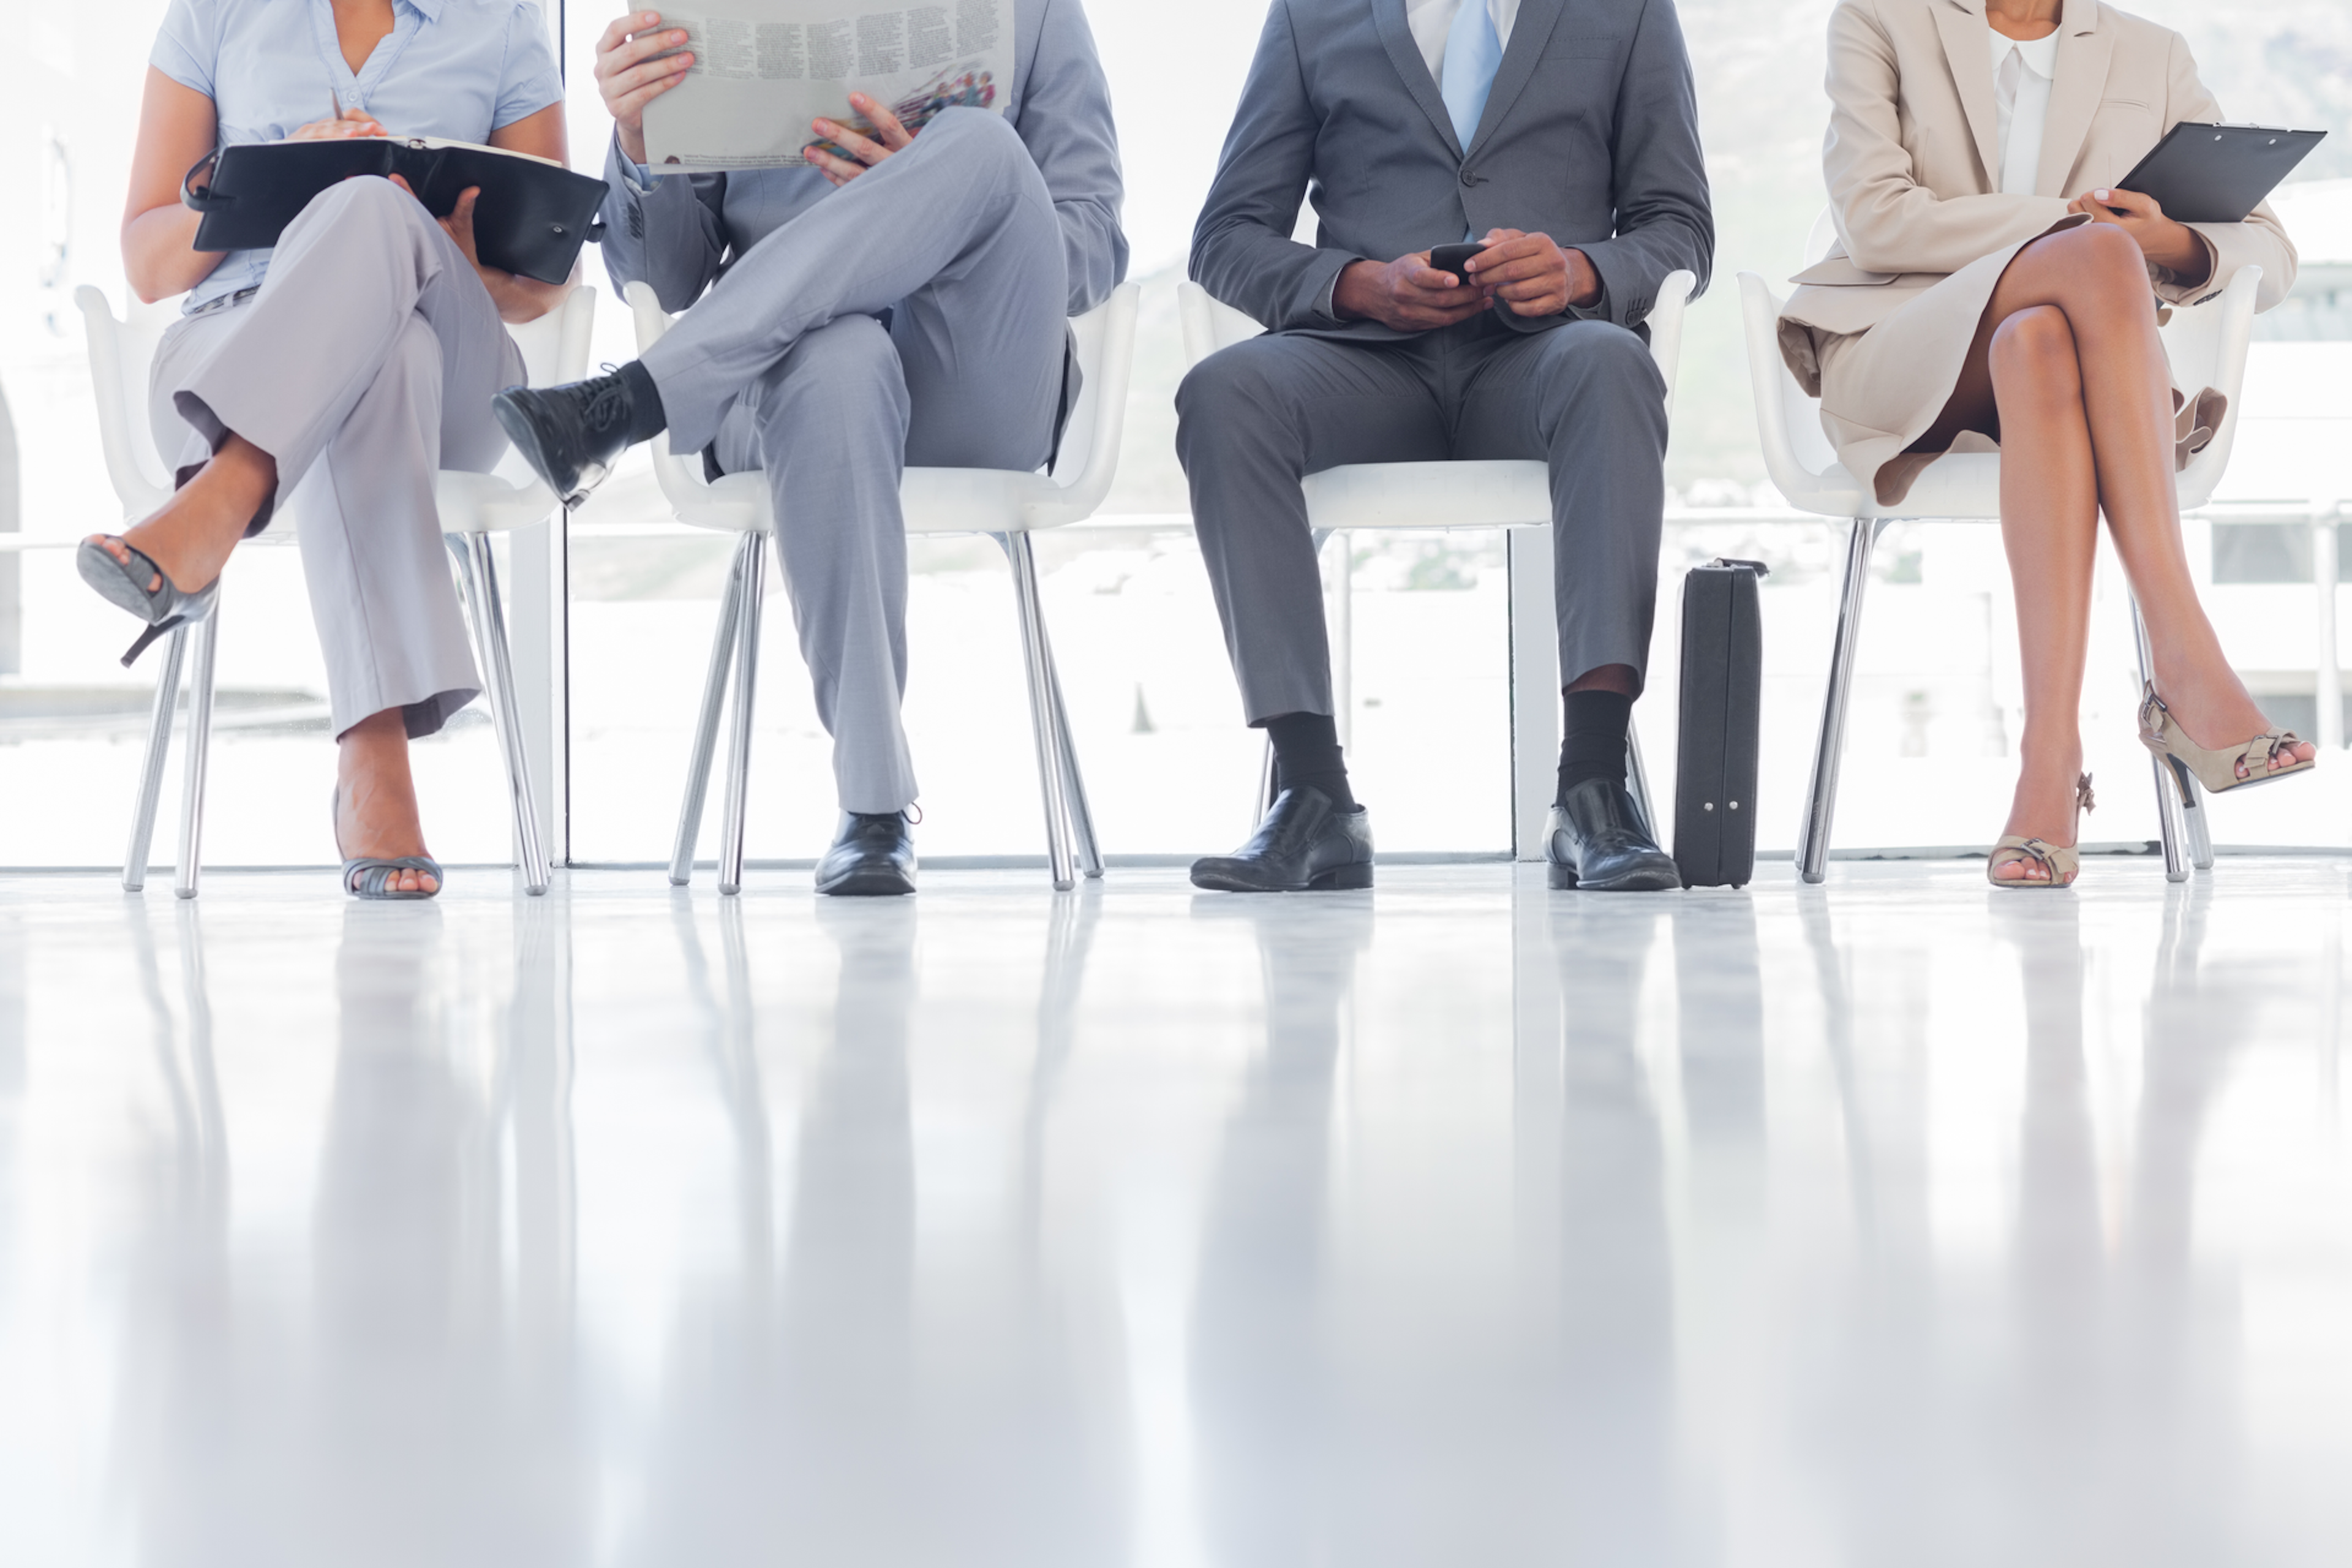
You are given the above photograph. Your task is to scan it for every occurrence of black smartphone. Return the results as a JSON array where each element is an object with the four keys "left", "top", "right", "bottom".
[{"left": 1427, "top": 241, "right": 1488, "bottom": 283}]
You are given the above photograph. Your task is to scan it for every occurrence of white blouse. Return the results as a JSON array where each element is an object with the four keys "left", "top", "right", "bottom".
[{"left": 1988, "top": 26, "right": 2062, "bottom": 196}]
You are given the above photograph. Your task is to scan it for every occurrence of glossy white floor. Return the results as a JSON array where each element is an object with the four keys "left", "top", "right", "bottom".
[{"left": 4, "top": 859, "right": 2351, "bottom": 1566}]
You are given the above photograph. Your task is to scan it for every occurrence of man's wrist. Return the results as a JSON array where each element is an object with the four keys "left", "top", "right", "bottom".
[
  {"left": 1565, "top": 248, "right": 1602, "bottom": 310},
  {"left": 1332, "top": 259, "right": 1381, "bottom": 323}
]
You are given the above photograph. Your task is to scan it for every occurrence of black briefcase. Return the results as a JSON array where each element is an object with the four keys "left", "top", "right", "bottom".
[{"left": 1673, "top": 559, "right": 1767, "bottom": 889}]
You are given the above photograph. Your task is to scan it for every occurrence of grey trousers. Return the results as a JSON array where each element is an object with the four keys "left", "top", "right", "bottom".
[
  {"left": 151, "top": 176, "right": 522, "bottom": 739},
  {"left": 1175, "top": 313, "right": 1670, "bottom": 723},
  {"left": 640, "top": 109, "right": 1071, "bottom": 815}
]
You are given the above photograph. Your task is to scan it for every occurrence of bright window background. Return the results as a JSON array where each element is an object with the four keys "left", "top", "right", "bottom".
[{"left": 4, "top": 1, "right": 2349, "bottom": 867}]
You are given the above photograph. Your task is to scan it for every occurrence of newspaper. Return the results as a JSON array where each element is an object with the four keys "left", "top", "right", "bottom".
[{"left": 642, "top": 0, "right": 1010, "bottom": 172}]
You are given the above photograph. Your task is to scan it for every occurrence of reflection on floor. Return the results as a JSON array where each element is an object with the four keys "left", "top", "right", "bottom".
[{"left": 3, "top": 862, "right": 2351, "bottom": 1564}]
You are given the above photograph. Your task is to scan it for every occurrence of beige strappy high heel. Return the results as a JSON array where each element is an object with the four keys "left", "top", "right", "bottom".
[
  {"left": 2137, "top": 682, "right": 2315, "bottom": 794},
  {"left": 1988, "top": 773, "right": 2094, "bottom": 889}
]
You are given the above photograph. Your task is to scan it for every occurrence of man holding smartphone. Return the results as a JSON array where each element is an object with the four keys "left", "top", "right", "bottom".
[
  {"left": 1180, "top": 0, "right": 1712, "bottom": 893},
  {"left": 495, "top": 3, "right": 1126, "bottom": 895}
]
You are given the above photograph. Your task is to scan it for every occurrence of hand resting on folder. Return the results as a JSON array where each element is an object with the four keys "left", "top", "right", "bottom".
[
  {"left": 123, "top": 66, "right": 574, "bottom": 323},
  {"left": 2064, "top": 187, "right": 2211, "bottom": 287}
]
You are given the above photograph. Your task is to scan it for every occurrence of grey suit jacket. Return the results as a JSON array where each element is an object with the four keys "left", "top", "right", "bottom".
[
  {"left": 598, "top": 0, "right": 1128, "bottom": 319},
  {"left": 1191, "top": 0, "right": 1713, "bottom": 342}
]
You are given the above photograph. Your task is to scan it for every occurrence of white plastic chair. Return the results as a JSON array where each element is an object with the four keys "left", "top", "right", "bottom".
[
  {"left": 625, "top": 279, "right": 1142, "bottom": 893},
  {"left": 76, "top": 282, "right": 595, "bottom": 899},
  {"left": 1738, "top": 208, "right": 2263, "bottom": 883},
  {"left": 1175, "top": 269, "right": 1698, "bottom": 830}
]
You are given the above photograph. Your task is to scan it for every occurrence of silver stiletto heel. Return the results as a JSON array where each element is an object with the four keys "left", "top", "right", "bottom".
[{"left": 77, "top": 537, "right": 221, "bottom": 667}]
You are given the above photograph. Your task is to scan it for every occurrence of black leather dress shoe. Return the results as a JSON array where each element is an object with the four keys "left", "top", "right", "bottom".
[
  {"left": 1546, "top": 777, "right": 1681, "bottom": 892},
  {"left": 492, "top": 369, "right": 647, "bottom": 510},
  {"left": 815, "top": 812, "right": 918, "bottom": 896},
  {"left": 1191, "top": 787, "right": 1374, "bottom": 892}
]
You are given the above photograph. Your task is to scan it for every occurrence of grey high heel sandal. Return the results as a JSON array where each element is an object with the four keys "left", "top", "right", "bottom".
[
  {"left": 331, "top": 788, "right": 443, "bottom": 901},
  {"left": 77, "top": 536, "right": 221, "bottom": 667}
]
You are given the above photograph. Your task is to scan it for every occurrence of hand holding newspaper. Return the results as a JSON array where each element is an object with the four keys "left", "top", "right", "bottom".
[{"left": 644, "top": 0, "right": 1011, "bottom": 171}]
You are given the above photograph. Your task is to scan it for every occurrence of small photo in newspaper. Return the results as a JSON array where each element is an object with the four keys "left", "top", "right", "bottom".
[{"left": 644, "top": 0, "right": 1012, "bottom": 171}]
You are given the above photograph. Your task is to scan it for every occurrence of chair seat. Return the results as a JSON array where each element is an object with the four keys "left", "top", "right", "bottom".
[
  {"left": 1300, "top": 459, "right": 1552, "bottom": 530},
  {"left": 434, "top": 470, "right": 560, "bottom": 535},
  {"left": 662, "top": 464, "right": 1103, "bottom": 537}
]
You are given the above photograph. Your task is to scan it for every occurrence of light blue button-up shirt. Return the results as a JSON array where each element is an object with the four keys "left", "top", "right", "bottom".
[{"left": 151, "top": 0, "right": 565, "bottom": 311}]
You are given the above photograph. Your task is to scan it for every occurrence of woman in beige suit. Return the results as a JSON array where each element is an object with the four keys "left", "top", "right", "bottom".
[{"left": 1779, "top": 0, "right": 2315, "bottom": 887}]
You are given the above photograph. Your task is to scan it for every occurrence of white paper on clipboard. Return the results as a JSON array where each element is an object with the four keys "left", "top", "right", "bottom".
[{"left": 642, "top": 0, "right": 1011, "bottom": 171}]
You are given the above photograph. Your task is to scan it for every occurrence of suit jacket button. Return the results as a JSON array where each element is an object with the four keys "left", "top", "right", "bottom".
[{"left": 1460, "top": 168, "right": 1477, "bottom": 186}]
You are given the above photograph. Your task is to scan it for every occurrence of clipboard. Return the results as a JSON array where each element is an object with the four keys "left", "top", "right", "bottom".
[{"left": 2111, "top": 122, "right": 2327, "bottom": 225}]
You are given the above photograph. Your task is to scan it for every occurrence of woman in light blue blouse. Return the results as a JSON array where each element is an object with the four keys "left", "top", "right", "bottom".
[{"left": 80, "top": 0, "right": 571, "bottom": 899}]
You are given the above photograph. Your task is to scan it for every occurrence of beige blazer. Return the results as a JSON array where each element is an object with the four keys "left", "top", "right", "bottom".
[{"left": 1782, "top": 0, "right": 2297, "bottom": 340}]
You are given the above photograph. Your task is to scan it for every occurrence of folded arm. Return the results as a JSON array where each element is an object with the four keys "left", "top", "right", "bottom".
[
  {"left": 122, "top": 69, "right": 228, "bottom": 304},
  {"left": 1014, "top": 0, "right": 1129, "bottom": 315},
  {"left": 1189, "top": 0, "right": 1354, "bottom": 332},
  {"left": 1562, "top": 0, "right": 1715, "bottom": 331},
  {"left": 2152, "top": 31, "right": 2296, "bottom": 309}
]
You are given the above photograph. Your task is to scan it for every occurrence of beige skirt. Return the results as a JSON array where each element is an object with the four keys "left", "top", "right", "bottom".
[{"left": 1778, "top": 224, "right": 2224, "bottom": 509}]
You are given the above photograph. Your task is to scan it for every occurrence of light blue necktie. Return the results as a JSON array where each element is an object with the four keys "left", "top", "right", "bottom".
[{"left": 1440, "top": 0, "right": 1504, "bottom": 150}]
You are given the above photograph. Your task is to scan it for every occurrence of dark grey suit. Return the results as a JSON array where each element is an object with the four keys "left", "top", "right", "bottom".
[{"left": 1178, "top": 0, "right": 1712, "bottom": 723}]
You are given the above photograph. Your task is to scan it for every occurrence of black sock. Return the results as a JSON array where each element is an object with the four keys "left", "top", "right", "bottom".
[
  {"left": 1263, "top": 711, "right": 1358, "bottom": 812},
  {"left": 1558, "top": 690, "right": 1632, "bottom": 801},
  {"left": 616, "top": 359, "right": 668, "bottom": 443}
]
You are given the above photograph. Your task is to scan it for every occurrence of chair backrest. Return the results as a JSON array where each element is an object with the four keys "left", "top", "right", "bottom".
[
  {"left": 1804, "top": 205, "right": 1841, "bottom": 268},
  {"left": 1042, "top": 282, "right": 1142, "bottom": 516},
  {"left": 624, "top": 278, "right": 1143, "bottom": 525},
  {"left": 1176, "top": 270, "right": 1703, "bottom": 412},
  {"left": 507, "top": 285, "right": 598, "bottom": 390},
  {"left": 75, "top": 285, "right": 176, "bottom": 519}
]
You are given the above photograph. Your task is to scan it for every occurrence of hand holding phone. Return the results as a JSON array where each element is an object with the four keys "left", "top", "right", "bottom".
[{"left": 1427, "top": 241, "right": 1488, "bottom": 284}]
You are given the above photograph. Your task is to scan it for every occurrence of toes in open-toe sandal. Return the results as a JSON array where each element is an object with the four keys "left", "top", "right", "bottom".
[
  {"left": 343, "top": 855, "right": 447, "bottom": 900},
  {"left": 2138, "top": 683, "right": 2315, "bottom": 794},
  {"left": 332, "top": 788, "right": 442, "bottom": 901},
  {"left": 1988, "top": 772, "right": 2094, "bottom": 890},
  {"left": 76, "top": 537, "right": 221, "bottom": 668}
]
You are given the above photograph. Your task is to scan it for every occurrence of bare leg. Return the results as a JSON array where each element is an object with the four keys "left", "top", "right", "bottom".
[
  {"left": 1913, "top": 225, "right": 2313, "bottom": 877},
  {"left": 1986, "top": 307, "right": 2099, "bottom": 880},
  {"left": 336, "top": 710, "right": 438, "bottom": 895},
  {"left": 1983, "top": 227, "right": 2313, "bottom": 775},
  {"left": 85, "top": 434, "right": 276, "bottom": 594}
]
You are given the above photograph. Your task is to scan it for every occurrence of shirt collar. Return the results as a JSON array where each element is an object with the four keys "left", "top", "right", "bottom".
[
  {"left": 1988, "top": 25, "right": 2061, "bottom": 79},
  {"left": 403, "top": 0, "right": 443, "bottom": 21}
]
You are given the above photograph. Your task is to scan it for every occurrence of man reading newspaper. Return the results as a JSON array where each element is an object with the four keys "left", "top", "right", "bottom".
[{"left": 496, "top": 2, "right": 1126, "bottom": 895}]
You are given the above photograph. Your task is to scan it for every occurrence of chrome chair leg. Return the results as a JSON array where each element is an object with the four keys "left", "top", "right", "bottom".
[
  {"left": 126, "top": 624, "right": 190, "bottom": 894},
  {"left": 1255, "top": 736, "right": 1278, "bottom": 824},
  {"left": 2182, "top": 766, "right": 2214, "bottom": 870},
  {"left": 1797, "top": 516, "right": 1879, "bottom": 885},
  {"left": 718, "top": 532, "right": 768, "bottom": 897},
  {"left": 1626, "top": 718, "right": 1657, "bottom": 839},
  {"left": 175, "top": 611, "right": 220, "bottom": 901},
  {"left": 671, "top": 537, "right": 751, "bottom": 887},
  {"left": 2132, "top": 597, "right": 2195, "bottom": 883},
  {"left": 1040, "top": 628, "right": 1104, "bottom": 878},
  {"left": 1000, "top": 532, "right": 1078, "bottom": 889},
  {"left": 448, "top": 533, "right": 550, "bottom": 896}
]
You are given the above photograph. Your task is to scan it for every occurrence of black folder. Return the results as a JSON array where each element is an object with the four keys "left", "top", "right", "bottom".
[
  {"left": 182, "top": 138, "right": 609, "bottom": 285},
  {"left": 2113, "top": 122, "right": 2326, "bottom": 225}
]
